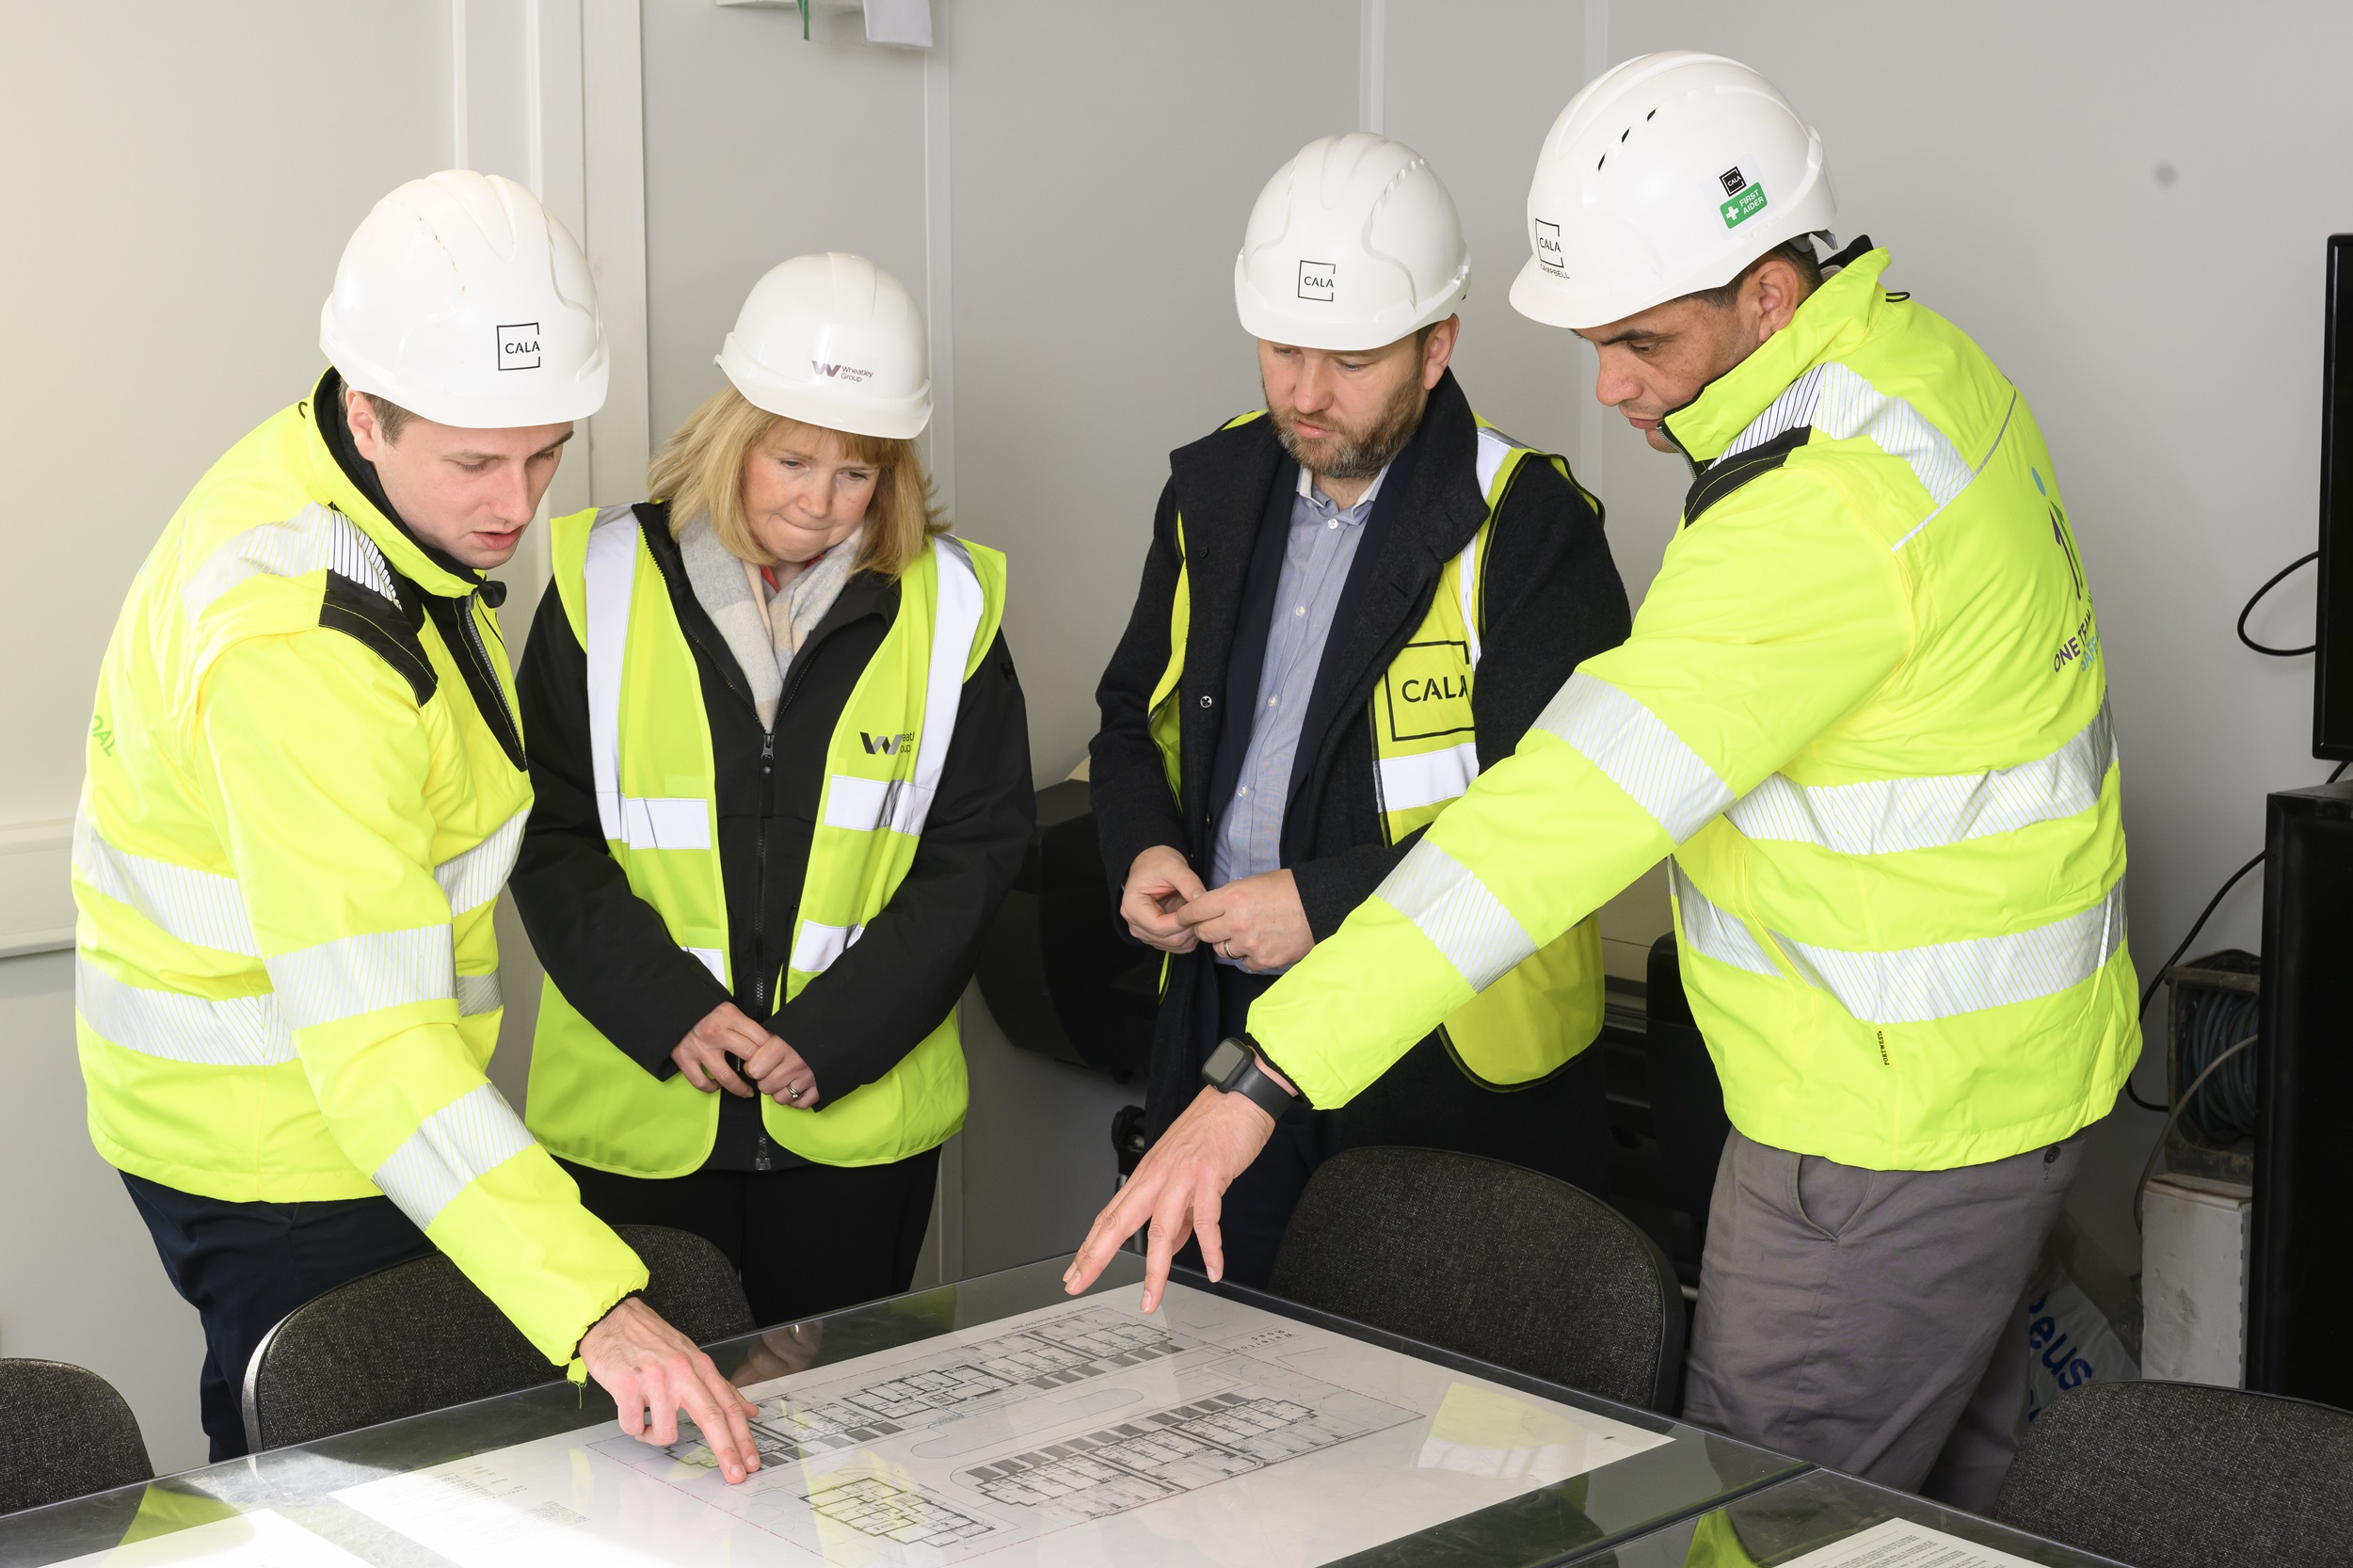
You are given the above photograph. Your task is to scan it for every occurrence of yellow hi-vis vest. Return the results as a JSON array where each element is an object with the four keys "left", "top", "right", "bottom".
[
  {"left": 1249, "top": 250, "right": 2137, "bottom": 1172},
  {"left": 74, "top": 382, "right": 644, "bottom": 1368},
  {"left": 526, "top": 505, "right": 1006, "bottom": 1174},
  {"left": 1148, "top": 413, "right": 1605, "bottom": 1088}
]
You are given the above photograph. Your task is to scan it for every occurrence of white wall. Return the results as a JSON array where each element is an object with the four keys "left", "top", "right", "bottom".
[{"left": 0, "top": 3, "right": 456, "bottom": 1475}]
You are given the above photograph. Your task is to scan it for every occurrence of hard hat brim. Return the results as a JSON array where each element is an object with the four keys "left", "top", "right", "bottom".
[
  {"left": 718, "top": 344, "right": 932, "bottom": 441},
  {"left": 1234, "top": 259, "right": 1468, "bottom": 354}
]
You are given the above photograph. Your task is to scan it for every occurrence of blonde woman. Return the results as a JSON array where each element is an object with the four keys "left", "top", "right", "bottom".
[{"left": 510, "top": 254, "right": 1031, "bottom": 1324}]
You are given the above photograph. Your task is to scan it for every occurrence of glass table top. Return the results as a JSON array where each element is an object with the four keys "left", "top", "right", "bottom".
[
  {"left": 0, "top": 1253, "right": 1806, "bottom": 1567},
  {"left": 1590, "top": 1465, "right": 2133, "bottom": 1568}
]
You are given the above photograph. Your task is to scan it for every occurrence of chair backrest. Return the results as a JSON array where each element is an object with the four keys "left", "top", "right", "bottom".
[
  {"left": 0, "top": 1360, "right": 152, "bottom": 1515},
  {"left": 243, "top": 1224, "right": 755, "bottom": 1453},
  {"left": 1994, "top": 1378, "right": 2353, "bottom": 1567},
  {"left": 1268, "top": 1146, "right": 1685, "bottom": 1411}
]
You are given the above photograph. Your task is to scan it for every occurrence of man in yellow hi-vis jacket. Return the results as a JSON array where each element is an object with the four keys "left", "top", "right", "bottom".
[
  {"left": 1070, "top": 56, "right": 2136, "bottom": 1512},
  {"left": 76, "top": 172, "right": 757, "bottom": 1479}
]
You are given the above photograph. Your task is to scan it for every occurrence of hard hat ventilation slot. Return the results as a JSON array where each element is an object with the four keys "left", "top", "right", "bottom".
[
  {"left": 1597, "top": 154, "right": 1608, "bottom": 170},
  {"left": 1621, "top": 128, "right": 1630, "bottom": 142}
]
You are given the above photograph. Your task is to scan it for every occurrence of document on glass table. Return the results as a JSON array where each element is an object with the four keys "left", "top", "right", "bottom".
[
  {"left": 334, "top": 1282, "right": 1672, "bottom": 1566},
  {"left": 1774, "top": 1516, "right": 2050, "bottom": 1568}
]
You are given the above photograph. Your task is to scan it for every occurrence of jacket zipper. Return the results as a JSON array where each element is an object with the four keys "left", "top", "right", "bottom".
[
  {"left": 458, "top": 588, "right": 525, "bottom": 763},
  {"left": 747, "top": 648, "right": 824, "bottom": 1174}
]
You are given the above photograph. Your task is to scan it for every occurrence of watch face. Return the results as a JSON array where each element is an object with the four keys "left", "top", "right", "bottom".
[{"left": 1204, "top": 1038, "right": 1250, "bottom": 1085}]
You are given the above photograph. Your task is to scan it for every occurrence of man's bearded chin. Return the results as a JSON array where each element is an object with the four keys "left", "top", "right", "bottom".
[{"left": 1272, "top": 375, "right": 1427, "bottom": 481}]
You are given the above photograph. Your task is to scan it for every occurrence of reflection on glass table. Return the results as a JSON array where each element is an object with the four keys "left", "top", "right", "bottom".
[
  {"left": 1595, "top": 1465, "right": 2132, "bottom": 1568},
  {"left": 0, "top": 1253, "right": 1804, "bottom": 1568}
]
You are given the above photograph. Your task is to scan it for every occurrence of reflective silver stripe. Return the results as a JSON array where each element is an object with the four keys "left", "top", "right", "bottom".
[
  {"left": 1376, "top": 743, "right": 1481, "bottom": 815},
  {"left": 822, "top": 776, "right": 937, "bottom": 836},
  {"left": 1726, "top": 701, "right": 2115, "bottom": 856},
  {"left": 266, "top": 925, "right": 455, "bottom": 1032},
  {"left": 1711, "top": 363, "right": 2017, "bottom": 551},
  {"left": 1456, "top": 530, "right": 1482, "bottom": 671},
  {"left": 455, "top": 971, "right": 503, "bottom": 1017},
  {"left": 1473, "top": 425, "right": 1515, "bottom": 499},
  {"left": 1671, "top": 868, "right": 2129, "bottom": 1025},
  {"left": 683, "top": 947, "right": 728, "bottom": 984},
  {"left": 74, "top": 956, "right": 295, "bottom": 1066},
  {"left": 1533, "top": 674, "right": 1733, "bottom": 842},
  {"left": 616, "top": 797, "right": 711, "bottom": 851},
  {"left": 183, "top": 504, "right": 397, "bottom": 623},
  {"left": 72, "top": 806, "right": 258, "bottom": 957},
  {"left": 1376, "top": 840, "right": 1533, "bottom": 990},
  {"left": 901, "top": 537, "right": 984, "bottom": 839},
  {"left": 434, "top": 809, "right": 528, "bottom": 917},
  {"left": 791, "top": 920, "right": 864, "bottom": 975},
  {"left": 1668, "top": 863, "right": 1780, "bottom": 980},
  {"left": 582, "top": 503, "right": 646, "bottom": 844},
  {"left": 373, "top": 1083, "right": 538, "bottom": 1231},
  {"left": 814, "top": 536, "right": 984, "bottom": 844}
]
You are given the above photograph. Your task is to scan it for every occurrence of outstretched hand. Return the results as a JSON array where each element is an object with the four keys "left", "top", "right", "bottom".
[
  {"left": 1062, "top": 1075, "right": 1289, "bottom": 1313},
  {"left": 582, "top": 1296, "right": 762, "bottom": 1483}
]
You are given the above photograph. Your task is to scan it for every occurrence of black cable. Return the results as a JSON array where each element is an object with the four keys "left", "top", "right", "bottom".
[
  {"left": 2236, "top": 551, "right": 2319, "bottom": 656},
  {"left": 2125, "top": 760, "right": 2346, "bottom": 1113},
  {"left": 2124, "top": 850, "right": 2265, "bottom": 1112},
  {"left": 2136, "top": 1032, "right": 2255, "bottom": 1231}
]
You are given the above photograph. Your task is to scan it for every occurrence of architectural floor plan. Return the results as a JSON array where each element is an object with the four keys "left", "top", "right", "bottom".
[{"left": 334, "top": 1285, "right": 1671, "bottom": 1568}]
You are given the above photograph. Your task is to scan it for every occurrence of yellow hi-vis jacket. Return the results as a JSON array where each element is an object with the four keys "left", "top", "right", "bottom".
[
  {"left": 525, "top": 505, "right": 1005, "bottom": 1174},
  {"left": 74, "top": 373, "right": 645, "bottom": 1368},
  {"left": 1251, "top": 250, "right": 2137, "bottom": 1171}
]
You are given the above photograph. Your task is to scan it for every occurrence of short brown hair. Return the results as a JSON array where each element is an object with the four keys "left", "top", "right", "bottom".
[
  {"left": 360, "top": 391, "right": 416, "bottom": 443},
  {"left": 1685, "top": 237, "right": 1824, "bottom": 312},
  {"left": 646, "top": 385, "right": 945, "bottom": 578}
]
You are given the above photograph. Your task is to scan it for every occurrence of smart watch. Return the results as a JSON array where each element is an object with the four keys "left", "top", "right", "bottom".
[{"left": 1201, "top": 1035, "right": 1299, "bottom": 1120}]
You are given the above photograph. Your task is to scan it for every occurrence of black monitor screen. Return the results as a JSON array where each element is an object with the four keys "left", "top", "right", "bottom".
[{"left": 2316, "top": 235, "right": 2353, "bottom": 758}]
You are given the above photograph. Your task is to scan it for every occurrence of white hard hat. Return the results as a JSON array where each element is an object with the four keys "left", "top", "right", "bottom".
[
  {"left": 717, "top": 253, "right": 931, "bottom": 440},
  {"left": 320, "top": 170, "right": 609, "bottom": 428},
  {"left": 1234, "top": 133, "right": 1470, "bottom": 353},
  {"left": 1509, "top": 52, "right": 1837, "bottom": 330}
]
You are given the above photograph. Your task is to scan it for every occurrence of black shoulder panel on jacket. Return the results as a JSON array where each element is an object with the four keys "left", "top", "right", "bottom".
[
  {"left": 320, "top": 570, "right": 438, "bottom": 705},
  {"left": 1684, "top": 424, "right": 1812, "bottom": 525}
]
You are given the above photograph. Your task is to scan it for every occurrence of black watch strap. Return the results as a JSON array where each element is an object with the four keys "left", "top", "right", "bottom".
[{"left": 1202, "top": 1035, "right": 1298, "bottom": 1120}]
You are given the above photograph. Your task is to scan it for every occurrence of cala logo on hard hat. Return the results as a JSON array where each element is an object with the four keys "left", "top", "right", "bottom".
[
  {"left": 497, "top": 323, "right": 543, "bottom": 371},
  {"left": 813, "top": 360, "right": 875, "bottom": 385},
  {"left": 1535, "top": 220, "right": 1564, "bottom": 274},
  {"left": 1296, "top": 261, "right": 1337, "bottom": 302}
]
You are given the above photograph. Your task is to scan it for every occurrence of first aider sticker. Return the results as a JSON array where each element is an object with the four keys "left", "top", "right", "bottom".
[{"left": 1717, "top": 166, "right": 1767, "bottom": 230}]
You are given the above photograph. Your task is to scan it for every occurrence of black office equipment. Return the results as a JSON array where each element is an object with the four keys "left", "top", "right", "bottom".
[
  {"left": 2249, "top": 782, "right": 2353, "bottom": 1407},
  {"left": 2313, "top": 236, "right": 2353, "bottom": 757}
]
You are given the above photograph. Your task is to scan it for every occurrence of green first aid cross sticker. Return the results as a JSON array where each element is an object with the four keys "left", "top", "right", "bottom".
[{"left": 1721, "top": 184, "right": 1768, "bottom": 229}]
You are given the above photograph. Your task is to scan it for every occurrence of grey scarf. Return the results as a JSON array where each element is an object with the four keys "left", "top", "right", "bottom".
[{"left": 678, "top": 517, "right": 862, "bottom": 728}]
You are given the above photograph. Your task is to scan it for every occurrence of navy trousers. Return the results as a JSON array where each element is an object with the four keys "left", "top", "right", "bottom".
[{"left": 121, "top": 1173, "right": 432, "bottom": 1462}]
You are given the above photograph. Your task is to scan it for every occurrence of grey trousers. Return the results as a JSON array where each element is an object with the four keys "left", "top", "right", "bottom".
[{"left": 1681, "top": 1128, "right": 2085, "bottom": 1513}]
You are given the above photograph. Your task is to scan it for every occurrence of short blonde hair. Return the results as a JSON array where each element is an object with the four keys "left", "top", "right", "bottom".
[{"left": 646, "top": 384, "right": 944, "bottom": 578}]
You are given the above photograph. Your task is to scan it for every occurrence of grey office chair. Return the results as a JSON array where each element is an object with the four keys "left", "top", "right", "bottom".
[
  {"left": 242, "top": 1224, "right": 755, "bottom": 1453},
  {"left": 0, "top": 1359, "right": 152, "bottom": 1515},
  {"left": 1268, "top": 1146, "right": 1685, "bottom": 1412},
  {"left": 1994, "top": 1379, "right": 2353, "bottom": 1568}
]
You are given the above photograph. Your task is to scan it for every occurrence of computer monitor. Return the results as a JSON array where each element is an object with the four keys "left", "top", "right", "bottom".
[{"left": 2313, "top": 234, "right": 2353, "bottom": 758}]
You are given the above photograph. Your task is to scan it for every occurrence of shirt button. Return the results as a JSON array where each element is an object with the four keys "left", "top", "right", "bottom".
[
  {"left": 1267, "top": 696, "right": 1278, "bottom": 707},
  {"left": 1293, "top": 605, "right": 1306, "bottom": 616},
  {"left": 1327, "top": 520, "right": 1338, "bottom": 530},
  {"left": 1238, "top": 786, "right": 1251, "bottom": 797}
]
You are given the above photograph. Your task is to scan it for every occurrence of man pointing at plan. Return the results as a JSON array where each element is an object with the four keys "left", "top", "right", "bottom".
[{"left": 1067, "top": 54, "right": 2138, "bottom": 1512}]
